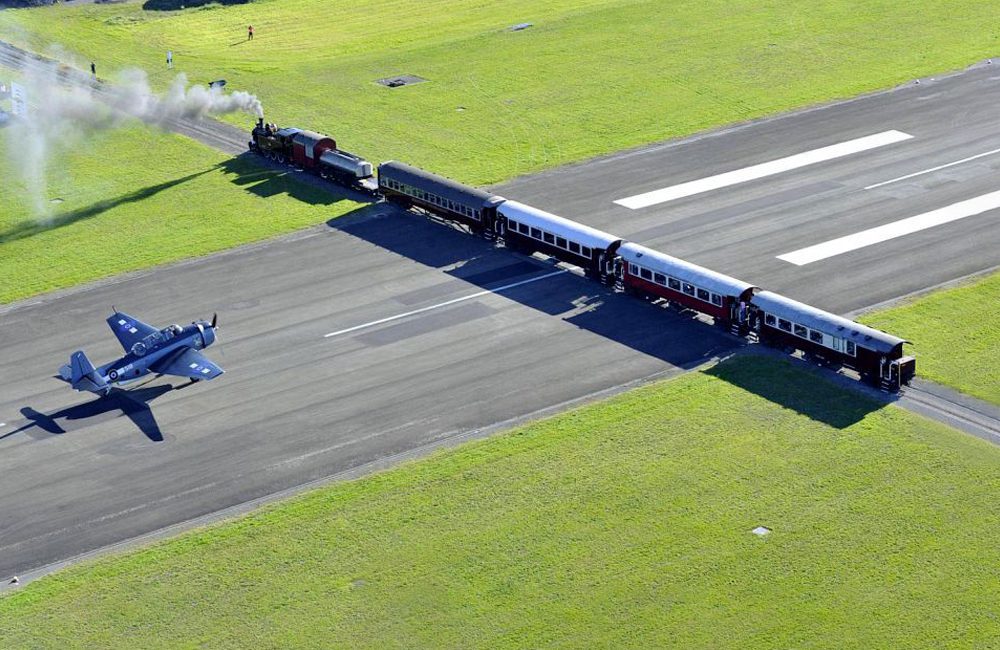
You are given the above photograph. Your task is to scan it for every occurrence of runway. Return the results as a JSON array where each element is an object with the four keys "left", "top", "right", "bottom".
[
  {"left": 2, "top": 59, "right": 1000, "bottom": 582},
  {"left": 495, "top": 61, "right": 1000, "bottom": 313}
]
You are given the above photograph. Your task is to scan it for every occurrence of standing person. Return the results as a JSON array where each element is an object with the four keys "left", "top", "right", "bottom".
[
  {"left": 248, "top": 25, "right": 254, "bottom": 40},
  {"left": 90, "top": 62, "right": 96, "bottom": 77},
  {"left": 167, "top": 50, "right": 173, "bottom": 68}
]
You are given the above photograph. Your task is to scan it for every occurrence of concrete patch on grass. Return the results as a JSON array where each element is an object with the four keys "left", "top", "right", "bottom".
[{"left": 376, "top": 75, "right": 427, "bottom": 88}]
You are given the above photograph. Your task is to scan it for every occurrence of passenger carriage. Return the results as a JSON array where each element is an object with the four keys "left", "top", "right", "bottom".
[
  {"left": 378, "top": 161, "right": 505, "bottom": 235},
  {"left": 497, "top": 200, "right": 623, "bottom": 279},
  {"left": 617, "top": 242, "right": 757, "bottom": 325},
  {"left": 750, "top": 291, "right": 915, "bottom": 390}
]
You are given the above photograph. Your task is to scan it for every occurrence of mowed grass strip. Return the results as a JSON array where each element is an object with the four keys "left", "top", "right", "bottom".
[
  {"left": 3, "top": 0, "right": 1000, "bottom": 184},
  {"left": 0, "top": 126, "right": 356, "bottom": 304},
  {"left": 2, "top": 356, "right": 999, "bottom": 648},
  {"left": 860, "top": 270, "right": 1000, "bottom": 405}
]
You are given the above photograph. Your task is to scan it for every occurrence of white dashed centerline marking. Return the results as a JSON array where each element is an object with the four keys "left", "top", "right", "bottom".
[
  {"left": 324, "top": 270, "right": 568, "bottom": 339},
  {"left": 777, "top": 189, "right": 1000, "bottom": 265},
  {"left": 864, "top": 146, "right": 1000, "bottom": 189},
  {"left": 614, "top": 130, "right": 913, "bottom": 209}
]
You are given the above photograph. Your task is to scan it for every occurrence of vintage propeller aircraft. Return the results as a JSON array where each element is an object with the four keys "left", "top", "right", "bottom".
[{"left": 58, "top": 309, "right": 224, "bottom": 396}]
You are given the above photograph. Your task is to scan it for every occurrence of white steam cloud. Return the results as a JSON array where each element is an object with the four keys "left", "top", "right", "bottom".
[{"left": 4, "top": 59, "right": 263, "bottom": 218}]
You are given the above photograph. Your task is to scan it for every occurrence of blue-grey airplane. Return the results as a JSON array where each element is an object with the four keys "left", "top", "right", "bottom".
[{"left": 58, "top": 310, "right": 223, "bottom": 396}]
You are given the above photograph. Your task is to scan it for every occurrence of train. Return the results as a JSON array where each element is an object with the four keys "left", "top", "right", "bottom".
[
  {"left": 248, "top": 120, "right": 916, "bottom": 391},
  {"left": 249, "top": 118, "right": 378, "bottom": 194}
]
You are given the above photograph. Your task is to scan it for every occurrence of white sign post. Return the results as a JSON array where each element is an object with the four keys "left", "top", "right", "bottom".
[{"left": 10, "top": 81, "right": 26, "bottom": 117}]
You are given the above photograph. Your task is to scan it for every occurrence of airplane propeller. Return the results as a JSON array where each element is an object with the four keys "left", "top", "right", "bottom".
[{"left": 211, "top": 312, "right": 218, "bottom": 329}]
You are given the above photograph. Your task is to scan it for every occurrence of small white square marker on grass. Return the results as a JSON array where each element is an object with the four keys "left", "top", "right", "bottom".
[{"left": 752, "top": 526, "right": 771, "bottom": 536}]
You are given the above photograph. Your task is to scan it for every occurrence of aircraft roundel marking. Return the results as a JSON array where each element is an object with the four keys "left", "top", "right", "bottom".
[{"left": 109, "top": 369, "right": 119, "bottom": 381}]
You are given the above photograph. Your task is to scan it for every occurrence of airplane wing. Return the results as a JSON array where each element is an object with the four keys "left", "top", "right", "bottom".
[
  {"left": 106, "top": 311, "right": 158, "bottom": 352},
  {"left": 151, "top": 348, "right": 224, "bottom": 381}
]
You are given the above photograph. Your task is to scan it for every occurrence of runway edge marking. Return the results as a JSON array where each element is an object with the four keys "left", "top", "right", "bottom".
[
  {"left": 614, "top": 130, "right": 913, "bottom": 209},
  {"left": 865, "top": 145, "right": 1000, "bottom": 189},
  {"left": 324, "top": 269, "right": 568, "bottom": 339}
]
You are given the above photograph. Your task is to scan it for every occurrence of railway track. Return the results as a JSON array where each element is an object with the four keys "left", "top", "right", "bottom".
[
  {"left": 3, "top": 38, "right": 997, "bottom": 447},
  {"left": 0, "top": 38, "right": 247, "bottom": 155},
  {"left": 898, "top": 384, "right": 1000, "bottom": 445}
]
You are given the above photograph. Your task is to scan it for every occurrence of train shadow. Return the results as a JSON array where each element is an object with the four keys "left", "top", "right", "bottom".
[
  {"left": 325, "top": 203, "right": 887, "bottom": 428},
  {"left": 2, "top": 383, "right": 178, "bottom": 443},
  {"left": 0, "top": 170, "right": 211, "bottom": 244},
  {"left": 326, "top": 203, "right": 738, "bottom": 373},
  {"left": 702, "top": 349, "right": 884, "bottom": 428},
  {"left": 218, "top": 153, "right": 374, "bottom": 207}
]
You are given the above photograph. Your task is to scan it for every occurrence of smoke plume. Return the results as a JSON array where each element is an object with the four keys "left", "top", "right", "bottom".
[{"left": 3, "top": 59, "right": 264, "bottom": 218}]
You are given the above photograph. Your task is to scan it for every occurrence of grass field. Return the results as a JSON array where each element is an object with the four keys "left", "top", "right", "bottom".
[
  {"left": 3, "top": 0, "right": 1000, "bottom": 185},
  {"left": 2, "top": 355, "right": 999, "bottom": 649},
  {"left": 0, "top": 125, "right": 357, "bottom": 304},
  {"left": 861, "top": 270, "right": 1000, "bottom": 405}
]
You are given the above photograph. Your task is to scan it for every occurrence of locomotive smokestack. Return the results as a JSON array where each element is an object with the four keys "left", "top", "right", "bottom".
[{"left": 257, "top": 117, "right": 264, "bottom": 129}]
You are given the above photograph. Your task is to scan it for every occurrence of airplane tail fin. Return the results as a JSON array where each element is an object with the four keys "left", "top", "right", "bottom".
[{"left": 61, "top": 351, "right": 109, "bottom": 395}]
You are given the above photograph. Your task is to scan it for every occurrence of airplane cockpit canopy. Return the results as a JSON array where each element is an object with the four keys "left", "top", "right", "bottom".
[{"left": 162, "top": 324, "right": 183, "bottom": 339}]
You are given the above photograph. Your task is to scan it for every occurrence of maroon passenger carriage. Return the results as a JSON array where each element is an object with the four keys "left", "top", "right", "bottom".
[{"left": 617, "top": 242, "right": 757, "bottom": 329}]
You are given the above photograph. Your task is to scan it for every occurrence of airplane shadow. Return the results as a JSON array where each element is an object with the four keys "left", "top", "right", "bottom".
[
  {"left": 325, "top": 203, "right": 883, "bottom": 429},
  {"left": 2, "top": 383, "right": 182, "bottom": 443}
]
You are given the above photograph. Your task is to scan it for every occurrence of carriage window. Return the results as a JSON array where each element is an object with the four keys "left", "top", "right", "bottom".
[
  {"left": 506, "top": 219, "right": 517, "bottom": 231},
  {"left": 543, "top": 232, "right": 555, "bottom": 244},
  {"left": 654, "top": 273, "right": 666, "bottom": 285},
  {"left": 846, "top": 341, "right": 856, "bottom": 356},
  {"left": 629, "top": 263, "right": 639, "bottom": 275},
  {"left": 569, "top": 242, "right": 581, "bottom": 254},
  {"left": 682, "top": 283, "right": 695, "bottom": 296},
  {"left": 530, "top": 227, "right": 542, "bottom": 239},
  {"left": 640, "top": 268, "right": 653, "bottom": 281},
  {"left": 474, "top": 210, "right": 481, "bottom": 220},
  {"left": 809, "top": 330, "right": 823, "bottom": 344},
  {"left": 765, "top": 313, "right": 776, "bottom": 326},
  {"left": 696, "top": 288, "right": 710, "bottom": 301},
  {"left": 519, "top": 223, "right": 529, "bottom": 234},
  {"left": 794, "top": 324, "right": 808, "bottom": 338},
  {"left": 710, "top": 293, "right": 723, "bottom": 306},
  {"left": 778, "top": 318, "right": 792, "bottom": 332},
  {"left": 581, "top": 246, "right": 592, "bottom": 258},
  {"left": 668, "top": 278, "right": 681, "bottom": 291},
  {"left": 556, "top": 237, "right": 567, "bottom": 249}
]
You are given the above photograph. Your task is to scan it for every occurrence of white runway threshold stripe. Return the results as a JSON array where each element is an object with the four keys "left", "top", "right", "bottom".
[
  {"left": 324, "top": 269, "right": 568, "bottom": 339},
  {"left": 777, "top": 189, "right": 1000, "bottom": 266},
  {"left": 614, "top": 130, "right": 914, "bottom": 209}
]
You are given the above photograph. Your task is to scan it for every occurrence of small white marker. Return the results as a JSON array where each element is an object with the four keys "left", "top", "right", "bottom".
[
  {"left": 752, "top": 526, "right": 771, "bottom": 536},
  {"left": 0, "top": 423, "right": 6, "bottom": 428}
]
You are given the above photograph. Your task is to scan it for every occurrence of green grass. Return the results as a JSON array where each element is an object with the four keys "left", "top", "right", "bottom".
[
  {"left": 2, "top": 0, "right": 1000, "bottom": 185},
  {"left": 860, "top": 271, "right": 1000, "bottom": 405},
  {"left": 0, "top": 125, "right": 357, "bottom": 304},
  {"left": 2, "top": 355, "right": 999, "bottom": 649}
]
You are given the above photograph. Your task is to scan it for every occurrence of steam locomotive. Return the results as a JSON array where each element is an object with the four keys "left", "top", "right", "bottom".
[
  {"left": 249, "top": 118, "right": 377, "bottom": 194},
  {"left": 248, "top": 120, "right": 916, "bottom": 391}
]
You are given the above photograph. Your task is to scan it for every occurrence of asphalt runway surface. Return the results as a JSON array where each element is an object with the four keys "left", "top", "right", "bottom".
[
  {"left": 496, "top": 62, "right": 1000, "bottom": 313},
  {"left": 2, "top": 57, "right": 999, "bottom": 582}
]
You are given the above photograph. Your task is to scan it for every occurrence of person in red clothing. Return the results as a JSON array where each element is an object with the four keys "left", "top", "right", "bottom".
[{"left": 248, "top": 25, "right": 254, "bottom": 40}]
